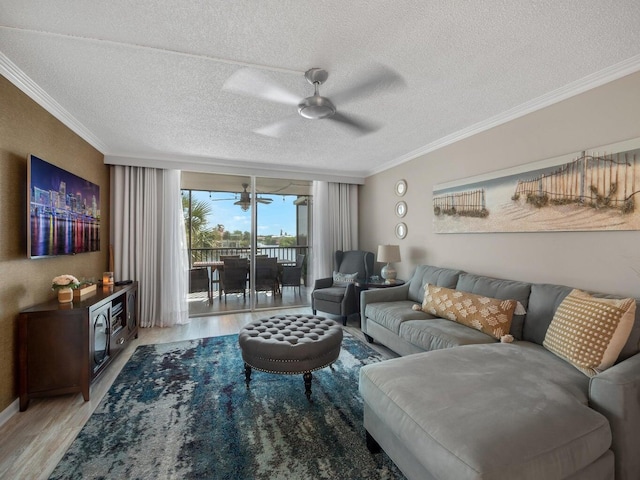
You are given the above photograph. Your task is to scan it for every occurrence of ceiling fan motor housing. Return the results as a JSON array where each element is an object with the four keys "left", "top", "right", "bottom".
[{"left": 298, "top": 68, "right": 336, "bottom": 119}]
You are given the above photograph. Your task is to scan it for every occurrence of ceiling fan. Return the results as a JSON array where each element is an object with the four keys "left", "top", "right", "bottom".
[
  {"left": 235, "top": 183, "right": 273, "bottom": 211},
  {"left": 223, "top": 64, "right": 405, "bottom": 138}
]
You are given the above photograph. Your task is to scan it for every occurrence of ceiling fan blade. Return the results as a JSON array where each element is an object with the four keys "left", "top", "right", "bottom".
[
  {"left": 223, "top": 68, "right": 301, "bottom": 106},
  {"left": 254, "top": 115, "right": 300, "bottom": 138},
  {"left": 332, "top": 64, "right": 406, "bottom": 105},
  {"left": 329, "top": 112, "right": 380, "bottom": 135},
  {"left": 257, "top": 198, "right": 273, "bottom": 204}
]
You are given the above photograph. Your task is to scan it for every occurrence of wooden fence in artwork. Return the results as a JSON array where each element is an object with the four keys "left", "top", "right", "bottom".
[
  {"left": 433, "top": 188, "right": 487, "bottom": 217},
  {"left": 512, "top": 153, "right": 637, "bottom": 212}
]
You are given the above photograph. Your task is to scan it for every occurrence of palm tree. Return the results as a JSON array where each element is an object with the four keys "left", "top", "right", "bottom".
[{"left": 182, "top": 194, "right": 215, "bottom": 260}]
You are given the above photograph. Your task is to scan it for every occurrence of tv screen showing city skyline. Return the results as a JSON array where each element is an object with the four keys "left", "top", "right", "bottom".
[{"left": 28, "top": 154, "right": 100, "bottom": 258}]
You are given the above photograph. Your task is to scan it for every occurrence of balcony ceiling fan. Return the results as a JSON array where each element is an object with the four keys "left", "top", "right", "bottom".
[
  {"left": 234, "top": 183, "right": 273, "bottom": 211},
  {"left": 222, "top": 65, "right": 405, "bottom": 138},
  {"left": 208, "top": 183, "right": 273, "bottom": 211}
]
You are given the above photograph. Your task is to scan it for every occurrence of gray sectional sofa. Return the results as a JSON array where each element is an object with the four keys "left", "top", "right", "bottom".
[{"left": 359, "top": 265, "right": 640, "bottom": 480}]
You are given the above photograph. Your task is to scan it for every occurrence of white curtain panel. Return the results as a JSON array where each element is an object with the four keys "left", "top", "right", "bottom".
[
  {"left": 311, "top": 181, "right": 358, "bottom": 283},
  {"left": 111, "top": 166, "right": 189, "bottom": 327}
]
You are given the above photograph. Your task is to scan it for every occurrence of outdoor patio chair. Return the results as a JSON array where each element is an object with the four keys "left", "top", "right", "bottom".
[
  {"left": 219, "top": 257, "right": 248, "bottom": 302},
  {"left": 189, "top": 268, "right": 210, "bottom": 301},
  {"left": 255, "top": 256, "right": 279, "bottom": 299},
  {"left": 280, "top": 254, "right": 305, "bottom": 295}
]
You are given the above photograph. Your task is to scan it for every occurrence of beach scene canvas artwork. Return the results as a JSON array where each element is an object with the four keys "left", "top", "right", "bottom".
[{"left": 433, "top": 138, "right": 640, "bottom": 233}]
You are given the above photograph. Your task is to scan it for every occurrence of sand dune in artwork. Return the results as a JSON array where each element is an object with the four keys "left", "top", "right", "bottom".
[
  {"left": 434, "top": 200, "right": 639, "bottom": 233},
  {"left": 434, "top": 147, "right": 640, "bottom": 233}
]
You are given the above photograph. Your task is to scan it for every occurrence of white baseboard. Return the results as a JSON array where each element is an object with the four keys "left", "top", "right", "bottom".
[{"left": 0, "top": 399, "right": 19, "bottom": 428}]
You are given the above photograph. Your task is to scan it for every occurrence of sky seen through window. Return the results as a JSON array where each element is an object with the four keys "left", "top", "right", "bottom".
[{"left": 189, "top": 190, "right": 297, "bottom": 238}]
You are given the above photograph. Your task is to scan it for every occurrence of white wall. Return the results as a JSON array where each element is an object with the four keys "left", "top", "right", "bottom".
[{"left": 360, "top": 71, "right": 640, "bottom": 298}]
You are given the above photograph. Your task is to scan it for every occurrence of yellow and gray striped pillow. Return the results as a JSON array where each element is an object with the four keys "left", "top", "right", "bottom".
[{"left": 543, "top": 289, "right": 636, "bottom": 376}]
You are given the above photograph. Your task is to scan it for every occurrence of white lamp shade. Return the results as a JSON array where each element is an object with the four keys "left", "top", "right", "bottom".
[{"left": 377, "top": 244, "right": 401, "bottom": 263}]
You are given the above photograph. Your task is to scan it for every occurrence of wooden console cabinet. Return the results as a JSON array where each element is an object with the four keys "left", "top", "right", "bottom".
[{"left": 18, "top": 282, "right": 138, "bottom": 411}]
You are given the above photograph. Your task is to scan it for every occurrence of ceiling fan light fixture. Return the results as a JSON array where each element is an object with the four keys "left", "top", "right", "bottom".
[
  {"left": 234, "top": 198, "right": 251, "bottom": 211},
  {"left": 297, "top": 96, "right": 336, "bottom": 119}
]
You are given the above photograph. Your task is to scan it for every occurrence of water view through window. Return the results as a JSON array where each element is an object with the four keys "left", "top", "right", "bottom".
[{"left": 182, "top": 190, "right": 301, "bottom": 261}]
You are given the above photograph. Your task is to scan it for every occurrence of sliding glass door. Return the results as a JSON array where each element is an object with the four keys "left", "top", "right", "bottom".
[
  {"left": 253, "top": 177, "right": 310, "bottom": 309},
  {"left": 182, "top": 173, "right": 311, "bottom": 316}
]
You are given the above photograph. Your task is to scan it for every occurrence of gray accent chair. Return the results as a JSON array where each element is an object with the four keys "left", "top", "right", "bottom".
[{"left": 312, "top": 250, "right": 374, "bottom": 325}]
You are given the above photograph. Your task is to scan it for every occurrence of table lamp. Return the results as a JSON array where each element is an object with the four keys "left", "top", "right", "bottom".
[{"left": 377, "top": 245, "right": 401, "bottom": 284}]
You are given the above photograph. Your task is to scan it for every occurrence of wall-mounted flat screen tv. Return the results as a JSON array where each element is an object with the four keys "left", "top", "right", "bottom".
[{"left": 27, "top": 154, "right": 100, "bottom": 258}]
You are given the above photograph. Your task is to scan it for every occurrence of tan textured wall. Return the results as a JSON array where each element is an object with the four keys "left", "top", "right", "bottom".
[
  {"left": 0, "top": 76, "right": 109, "bottom": 411},
  {"left": 360, "top": 71, "right": 640, "bottom": 299}
]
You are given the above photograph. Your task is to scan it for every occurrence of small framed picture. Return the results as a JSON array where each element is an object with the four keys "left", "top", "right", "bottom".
[
  {"left": 395, "top": 201, "right": 407, "bottom": 218},
  {"left": 395, "top": 179, "right": 407, "bottom": 196},
  {"left": 395, "top": 222, "right": 407, "bottom": 239}
]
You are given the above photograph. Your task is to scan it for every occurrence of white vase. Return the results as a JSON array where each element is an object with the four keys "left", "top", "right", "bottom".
[{"left": 57, "top": 287, "right": 73, "bottom": 303}]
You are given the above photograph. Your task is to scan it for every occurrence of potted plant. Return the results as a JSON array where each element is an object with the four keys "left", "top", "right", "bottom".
[{"left": 51, "top": 274, "right": 80, "bottom": 303}]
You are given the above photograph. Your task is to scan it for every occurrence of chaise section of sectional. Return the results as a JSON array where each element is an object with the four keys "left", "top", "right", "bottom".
[
  {"left": 360, "top": 342, "right": 614, "bottom": 480},
  {"left": 358, "top": 264, "right": 640, "bottom": 480}
]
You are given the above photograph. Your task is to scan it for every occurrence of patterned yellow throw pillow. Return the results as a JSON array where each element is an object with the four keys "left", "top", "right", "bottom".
[
  {"left": 543, "top": 289, "right": 636, "bottom": 377},
  {"left": 422, "top": 284, "right": 516, "bottom": 340}
]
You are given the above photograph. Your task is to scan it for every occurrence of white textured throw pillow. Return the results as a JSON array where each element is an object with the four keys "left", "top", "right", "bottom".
[{"left": 333, "top": 271, "right": 358, "bottom": 287}]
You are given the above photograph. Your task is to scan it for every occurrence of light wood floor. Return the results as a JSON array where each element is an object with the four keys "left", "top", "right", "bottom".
[
  {"left": 0, "top": 308, "right": 396, "bottom": 480},
  {"left": 188, "top": 285, "right": 312, "bottom": 316}
]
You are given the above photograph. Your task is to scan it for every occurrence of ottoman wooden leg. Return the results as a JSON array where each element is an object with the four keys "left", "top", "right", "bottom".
[
  {"left": 303, "top": 372, "right": 313, "bottom": 401},
  {"left": 244, "top": 363, "right": 252, "bottom": 387}
]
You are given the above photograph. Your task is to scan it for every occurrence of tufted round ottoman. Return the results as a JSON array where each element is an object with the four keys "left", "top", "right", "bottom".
[{"left": 238, "top": 314, "right": 343, "bottom": 400}]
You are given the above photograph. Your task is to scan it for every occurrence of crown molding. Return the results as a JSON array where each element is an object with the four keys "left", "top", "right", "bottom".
[
  {"left": 105, "top": 154, "right": 366, "bottom": 185},
  {"left": 368, "top": 54, "right": 640, "bottom": 177},
  {"left": 0, "top": 52, "right": 109, "bottom": 153}
]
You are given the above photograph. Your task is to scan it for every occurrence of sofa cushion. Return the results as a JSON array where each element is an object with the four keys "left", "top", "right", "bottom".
[
  {"left": 456, "top": 273, "right": 531, "bottom": 340},
  {"left": 365, "top": 301, "right": 433, "bottom": 334},
  {"left": 422, "top": 284, "right": 516, "bottom": 340},
  {"left": 407, "top": 265, "right": 463, "bottom": 303},
  {"left": 543, "top": 289, "right": 636, "bottom": 376},
  {"left": 399, "top": 318, "right": 497, "bottom": 350},
  {"left": 523, "top": 283, "right": 572, "bottom": 345},
  {"left": 360, "top": 342, "right": 610, "bottom": 480}
]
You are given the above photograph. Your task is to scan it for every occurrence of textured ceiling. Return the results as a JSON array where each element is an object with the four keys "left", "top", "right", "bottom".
[{"left": 2, "top": 1, "right": 640, "bottom": 181}]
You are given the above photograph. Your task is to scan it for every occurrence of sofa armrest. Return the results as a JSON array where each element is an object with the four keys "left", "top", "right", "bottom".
[
  {"left": 313, "top": 277, "right": 333, "bottom": 290},
  {"left": 360, "top": 283, "right": 412, "bottom": 329},
  {"left": 589, "top": 353, "right": 640, "bottom": 480}
]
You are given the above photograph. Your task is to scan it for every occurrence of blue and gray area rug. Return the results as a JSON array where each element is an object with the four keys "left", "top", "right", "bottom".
[{"left": 50, "top": 332, "right": 405, "bottom": 479}]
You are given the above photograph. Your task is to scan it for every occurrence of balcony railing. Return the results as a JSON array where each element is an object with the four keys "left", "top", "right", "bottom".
[{"left": 188, "top": 246, "right": 309, "bottom": 266}]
